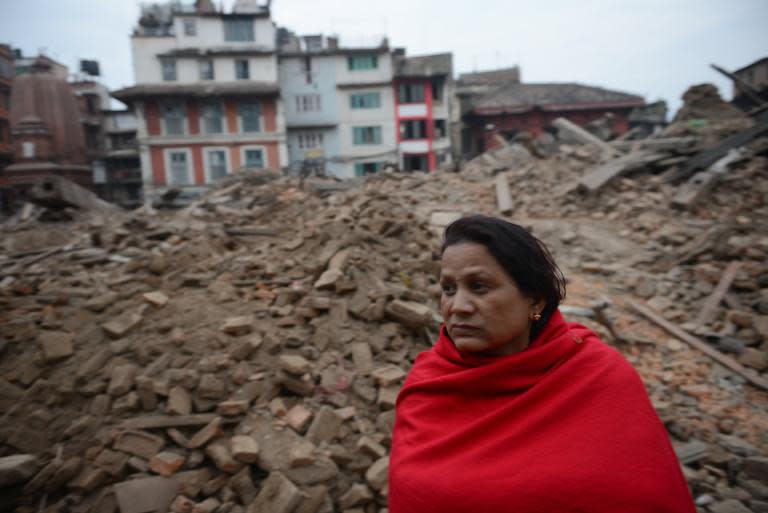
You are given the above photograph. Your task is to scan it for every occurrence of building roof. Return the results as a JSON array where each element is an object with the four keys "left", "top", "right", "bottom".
[
  {"left": 112, "top": 81, "right": 279, "bottom": 101},
  {"left": 459, "top": 67, "right": 521, "bottom": 86},
  {"left": 469, "top": 82, "right": 645, "bottom": 115},
  {"left": 395, "top": 53, "right": 452, "bottom": 77},
  {"left": 734, "top": 56, "right": 768, "bottom": 74},
  {"left": 159, "top": 47, "right": 275, "bottom": 58},
  {"left": 278, "top": 46, "right": 391, "bottom": 59}
]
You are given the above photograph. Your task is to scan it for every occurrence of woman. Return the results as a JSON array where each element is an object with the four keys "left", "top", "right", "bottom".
[{"left": 389, "top": 215, "right": 696, "bottom": 513}]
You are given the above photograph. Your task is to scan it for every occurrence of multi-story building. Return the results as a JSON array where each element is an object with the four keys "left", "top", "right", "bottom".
[
  {"left": 278, "top": 33, "right": 399, "bottom": 178},
  {"left": 0, "top": 44, "right": 14, "bottom": 214},
  {"left": 0, "top": 44, "right": 13, "bottom": 173},
  {"left": 278, "top": 32, "right": 454, "bottom": 178},
  {"left": 114, "top": 0, "right": 287, "bottom": 198},
  {"left": 393, "top": 53, "right": 453, "bottom": 171},
  {"left": 103, "top": 109, "right": 142, "bottom": 206}
]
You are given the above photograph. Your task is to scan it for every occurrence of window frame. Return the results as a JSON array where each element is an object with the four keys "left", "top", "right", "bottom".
[
  {"left": 160, "top": 100, "right": 187, "bottom": 136},
  {"left": 200, "top": 100, "right": 225, "bottom": 135},
  {"left": 202, "top": 146, "right": 231, "bottom": 183},
  {"left": 354, "top": 161, "right": 385, "bottom": 177},
  {"left": 398, "top": 83, "right": 426, "bottom": 104},
  {"left": 297, "top": 132, "right": 324, "bottom": 150},
  {"left": 400, "top": 119, "right": 428, "bottom": 140},
  {"left": 235, "top": 59, "right": 250, "bottom": 80},
  {"left": 160, "top": 58, "right": 177, "bottom": 81},
  {"left": 224, "top": 18, "right": 255, "bottom": 42},
  {"left": 237, "top": 101, "right": 261, "bottom": 133},
  {"left": 349, "top": 92, "right": 381, "bottom": 109},
  {"left": 240, "top": 145, "right": 267, "bottom": 170},
  {"left": 163, "top": 148, "right": 193, "bottom": 186},
  {"left": 352, "top": 126, "right": 382, "bottom": 145},
  {"left": 199, "top": 59, "right": 215, "bottom": 81},
  {"left": 348, "top": 54, "right": 378, "bottom": 71},
  {"left": 294, "top": 94, "right": 322, "bottom": 113},
  {"left": 183, "top": 18, "right": 197, "bottom": 36}
]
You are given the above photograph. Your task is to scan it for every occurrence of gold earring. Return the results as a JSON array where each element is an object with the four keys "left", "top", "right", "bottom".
[{"left": 532, "top": 313, "right": 541, "bottom": 321}]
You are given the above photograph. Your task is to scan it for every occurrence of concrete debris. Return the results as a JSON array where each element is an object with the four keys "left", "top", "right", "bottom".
[{"left": 1, "top": 113, "right": 767, "bottom": 511}]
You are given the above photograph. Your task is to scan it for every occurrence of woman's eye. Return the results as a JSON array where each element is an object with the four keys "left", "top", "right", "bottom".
[
  {"left": 441, "top": 283, "right": 456, "bottom": 295},
  {"left": 471, "top": 282, "right": 488, "bottom": 292}
]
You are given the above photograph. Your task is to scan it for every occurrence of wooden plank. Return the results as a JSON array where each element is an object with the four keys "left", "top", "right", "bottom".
[
  {"left": 494, "top": 173, "right": 513, "bottom": 214},
  {"left": 694, "top": 261, "right": 742, "bottom": 327},
  {"left": 118, "top": 414, "right": 239, "bottom": 430},
  {"left": 627, "top": 298, "right": 768, "bottom": 392},
  {"left": 577, "top": 151, "right": 663, "bottom": 193},
  {"left": 552, "top": 117, "right": 622, "bottom": 158},
  {"left": 672, "top": 149, "right": 743, "bottom": 208}
]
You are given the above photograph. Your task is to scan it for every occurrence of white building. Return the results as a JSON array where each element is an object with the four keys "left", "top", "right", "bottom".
[{"left": 114, "top": 0, "right": 288, "bottom": 197}]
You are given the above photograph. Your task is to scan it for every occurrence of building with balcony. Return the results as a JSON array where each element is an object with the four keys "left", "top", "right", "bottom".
[
  {"left": 0, "top": 45, "right": 13, "bottom": 173},
  {"left": 278, "top": 31, "right": 454, "bottom": 178},
  {"left": 278, "top": 32, "right": 400, "bottom": 178},
  {"left": 394, "top": 53, "right": 453, "bottom": 172},
  {"left": 103, "top": 110, "right": 142, "bottom": 206},
  {"left": 113, "top": 0, "right": 287, "bottom": 198}
]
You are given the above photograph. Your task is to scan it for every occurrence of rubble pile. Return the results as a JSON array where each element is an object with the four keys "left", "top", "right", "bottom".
[{"left": 1, "top": 85, "right": 767, "bottom": 512}]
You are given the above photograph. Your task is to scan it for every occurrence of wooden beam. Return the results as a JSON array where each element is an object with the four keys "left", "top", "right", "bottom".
[
  {"left": 627, "top": 298, "right": 768, "bottom": 392},
  {"left": 552, "top": 117, "right": 622, "bottom": 159},
  {"left": 577, "top": 151, "right": 663, "bottom": 193},
  {"left": 694, "top": 261, "right": 742, "bottom": 327},
  {"left": 494, "top": 172, "right": 513, "bottom": 214},
  {"left": 118, "top": 414, "right": 239, "bottom": 430},
  {"left": 672, "top": 149, "right": 744, "bottom": 209}
]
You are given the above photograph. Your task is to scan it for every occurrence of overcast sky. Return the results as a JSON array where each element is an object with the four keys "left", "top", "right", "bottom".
[{"left": 2, "top": 0, "right": 767, "bottom": 114}]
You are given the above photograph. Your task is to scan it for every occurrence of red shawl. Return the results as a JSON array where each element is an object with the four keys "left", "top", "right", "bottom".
[{"left": 389, "top": 310, "right": 695, "bottom": 513}]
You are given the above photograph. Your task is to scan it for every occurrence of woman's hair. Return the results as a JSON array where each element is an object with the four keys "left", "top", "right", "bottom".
[{"left": 441, "top": 215, "right": 566, "bottom": 341}]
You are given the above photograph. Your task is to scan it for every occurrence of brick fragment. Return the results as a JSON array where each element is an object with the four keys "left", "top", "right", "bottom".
[
  {"left": 39, "top": 331, "right": 74, "bottom": 362},
  {"left": 305, "top": 406, "right": 343, "bottom": 445},
  {"left": 365, "top": 456, "right": 389, "bottom": 491},
  {"left": 377, "top": 386, "right": 399, "bottom": 410},
  {"left": 108, "top": 364, "right": 137, "bottom": 397},
  {"left": 187, "top": 417, "right": 222, "bottom": 449},
  {"left": 246, "top": 471, "right": 303, "bottom": 513},
  {"left": 170, "top": 495, "right": 195, "bottom": 513},
  {"left": 102, "top": 313, "right": 142, "bottom": 339},
  {"left": 289, "top": 440, "right": 316, "bottom": 468},
  {"left": 371, "top": 365, "right": 406, "bottom": 387},
  {"left": 278, "top": 354, "right": 311, "bottom": 375},
  {"left": 338, "top": 483, "right": 374, "bottom": 509},
  {"left": 0, "top": 454, "right": 38, "bottom": 487},
  {"left": 221, "top": 316, "right": 254, "bottom": 336},
  {"left": 351, "top": 342, "right": 373, "bottom": 374},
  {"left": 230, "top": 435, "right": 260, "bottom": 464},
  {"left": 285, "top": 404, "right": 313, "bottom": 433},
  {"left": 205, "top": 439, "right": 243, "bottom": 474},
  {"left": 385, "top": 299, "right": 433, "bottom": 329},
  {"left": 167, "top": 386, "right": 192, "bottom": 415},
  {"left": 142, "top": 291, "right": 169, "bottom": 307},
  {"left": 149, "top": 451, "right": 186, "bottom": 477},
  {"left": 356, "top": 436, "right": 387, "bottom": 459},
  {"left": 114, "top": 430, "right": 164, "bottom": 459}
]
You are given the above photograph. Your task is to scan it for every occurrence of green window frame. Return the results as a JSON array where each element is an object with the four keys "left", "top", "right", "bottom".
[
  {"left": 348, "top": 55, "right": 378, "bottom": 71},
  {"left": 350, "top": 92, "right": 381, "bottom": 109},
  {"left": 353, "top": 126, "right": 382, "bottom": 145}
]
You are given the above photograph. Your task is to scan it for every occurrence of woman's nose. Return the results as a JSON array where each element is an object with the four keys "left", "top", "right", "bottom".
[{"left": 450, "top": 289, "right": 474, "bottom": 314}]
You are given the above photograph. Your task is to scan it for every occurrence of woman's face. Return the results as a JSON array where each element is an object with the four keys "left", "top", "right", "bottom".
[{"left": 440, "top": 242, "right": 542, "bottom": 357}]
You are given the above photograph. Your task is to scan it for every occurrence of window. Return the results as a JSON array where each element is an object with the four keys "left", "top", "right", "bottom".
[
  {"left": 434, "top": 119, "right": 447, "bottom": 138},
  {"left": 183, "top": 18, "right": 196, "bottom": 36},
  {"left": 400, "top": 120, "right": 427, "bottom": 140},
  {"left": 243, "top": 149, "right": 264, "bottom": 169},
  {"left": 297, "top": 132, "right": 324, "bottom": 149},
  {"left": 398, "top": 83, "right": 425, "bottom": 103},
  {"left": 22, "top": 142, "right": 35, "bottom": 158},
  {"left": 431, "top": 77, "right": 444, "bottom": 101},
  {"left": 201, "top": 101, "right": 224, "bottom": 134},
  {"left": 294, "top": 94, "right": 322, "bottom": 112},
  {"left": 1, "top": 91, "right": 10, "bottom": 110},
  {"left": 238, "top": 102, "right": 261, "bottom": 132},
  {"left": 167, "top": 150, "right": 191, "bottom": 186},
  {"left": 205, "top": 149, "right": 228, "bottom": 182},
  {"left": 199, "top": 60, "right": 214, "bottom": 80},
  {"left": 354, "top": 162, "right": 384, "bottom": 176},
  {"left": 160, "top": 58, "right": 177, "bottom": 81},
  {"left": 161, "top": 101, "right": 186, "bottom": 135},
  {"left": 224, "top": 19, "right": 255, "bottom": 42},
  {"left": 235, "top": 59, "right": 250, "bottom": 80},
  {"left": 353, "top": 126, "right": 382, "bottom": 145},
  {"left": 348, "top": 55, "right": 378, "bottom": 70},
  {"left": 350, "top": 92, "right": 381, "bottom": 109}
]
